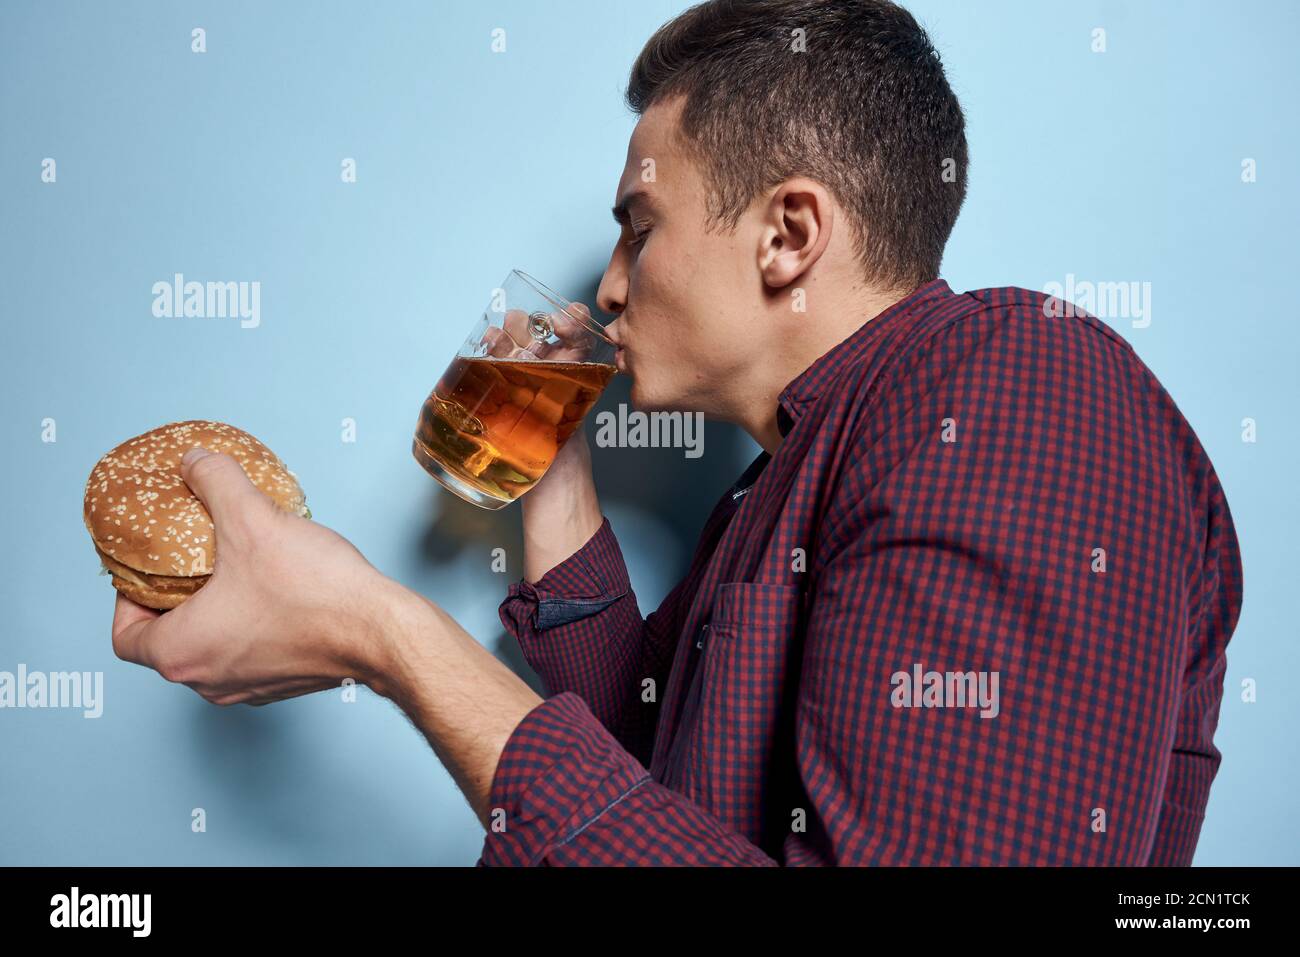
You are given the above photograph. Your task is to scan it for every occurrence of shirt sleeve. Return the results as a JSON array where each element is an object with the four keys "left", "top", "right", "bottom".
[
  {"left": 485, "top": 510, "right": 783, "bottom": 865},
  {"left": 796, "top": 299, "right": 1243, "bottom": 864},
  {"left": 476, "top": 690, "right": 778, "bottom": 866},
  {"left": 497, "top": 516, "right": 678, "bottom": 767},
  {"left": 1146, "top": 474, "right": 1244, "bottom": 865}
]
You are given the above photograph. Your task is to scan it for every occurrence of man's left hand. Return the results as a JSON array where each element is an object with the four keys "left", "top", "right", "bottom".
[{"left": 110, "top": 447, "right": 400, "bottom": 706}]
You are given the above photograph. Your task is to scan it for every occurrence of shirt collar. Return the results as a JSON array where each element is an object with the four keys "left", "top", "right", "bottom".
[
  {"left": 730, "top": 448, "right": 771, "bottom": 501},
  {"left": 776, "top": 277, "right": 956, "bottom": 438}
]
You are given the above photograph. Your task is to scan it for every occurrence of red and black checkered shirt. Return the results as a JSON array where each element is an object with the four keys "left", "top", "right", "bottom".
[{"left": 477, "top": 278, "right": 1244, "bottom": 866}]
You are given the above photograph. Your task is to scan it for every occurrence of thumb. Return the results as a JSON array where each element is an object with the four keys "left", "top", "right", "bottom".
[
  {"left": 112, "top": 591, "right": 169, "bottom": 672},
  {"left": 180, "top": 447, "right": 271, "bottom": 529}
]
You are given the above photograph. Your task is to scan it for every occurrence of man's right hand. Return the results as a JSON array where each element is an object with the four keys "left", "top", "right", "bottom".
[{"left": 483, "top": 299, "right": 606, "bottom": 583}]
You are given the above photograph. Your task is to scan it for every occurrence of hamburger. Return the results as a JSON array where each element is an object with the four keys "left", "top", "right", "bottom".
[{"left": 84, "top": 420, "right": 310, "bottom": 609}]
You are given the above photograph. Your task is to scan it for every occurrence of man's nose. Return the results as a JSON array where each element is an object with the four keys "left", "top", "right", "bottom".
[{"left": 596, "top": 258, "right": 626, "bottom": 318}]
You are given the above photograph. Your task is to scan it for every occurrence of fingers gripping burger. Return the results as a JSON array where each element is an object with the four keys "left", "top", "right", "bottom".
[{"left": 84, "top": 420, "right": 310, "bottom": 609}]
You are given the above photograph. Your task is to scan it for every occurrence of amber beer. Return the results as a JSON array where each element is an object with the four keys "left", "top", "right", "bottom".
[{"left": 415, "top": 355, "right": 616, "bottom": 502}]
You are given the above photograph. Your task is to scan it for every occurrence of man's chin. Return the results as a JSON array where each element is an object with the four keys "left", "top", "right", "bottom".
[{"left": 628, "top": 382, "right": 667, "bottom": 414}]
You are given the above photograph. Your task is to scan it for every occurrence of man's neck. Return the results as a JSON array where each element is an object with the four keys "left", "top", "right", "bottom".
[{"left": 736, "top": 283, "right": 916, "bottom": 456}]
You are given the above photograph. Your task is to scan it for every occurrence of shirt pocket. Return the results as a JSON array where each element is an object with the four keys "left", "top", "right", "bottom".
[{"left": 682, "top": 581, "right": 806, "bottom": 843}]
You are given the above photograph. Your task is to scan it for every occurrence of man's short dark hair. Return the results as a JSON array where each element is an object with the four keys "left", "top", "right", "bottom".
[{"left": 627, "top": 0, "right": 968, "bottom": 292}]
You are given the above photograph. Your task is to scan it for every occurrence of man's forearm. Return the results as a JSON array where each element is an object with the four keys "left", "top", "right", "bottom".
[
  {"left": 363, "top": 580, "right": 543, "bottom": 829},
  {"left": 521, "top": 432, "right": 602, "bottom": 583}
]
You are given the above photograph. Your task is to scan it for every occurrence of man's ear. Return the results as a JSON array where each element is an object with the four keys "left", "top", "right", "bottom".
[{"left": 757, "top": 177, "right": 835, "bottom": 288}]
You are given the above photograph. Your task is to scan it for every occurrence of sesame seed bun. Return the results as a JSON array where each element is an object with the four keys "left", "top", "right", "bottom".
[{"left": 84, "top": 420, "right": 309, "bottom": 610}]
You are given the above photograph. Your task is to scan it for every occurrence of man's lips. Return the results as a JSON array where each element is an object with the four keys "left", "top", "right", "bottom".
[{"left": 615, "top": 348, "right": 627, "bottom": 372}]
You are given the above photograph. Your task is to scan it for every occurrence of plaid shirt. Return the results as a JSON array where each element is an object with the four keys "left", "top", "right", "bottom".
[{"left": 477, "top": 278, "right": 1244, "bottom": 866}]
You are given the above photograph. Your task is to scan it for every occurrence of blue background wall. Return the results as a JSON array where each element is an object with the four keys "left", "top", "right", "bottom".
[{"left": 1, "top": 0, "right": 1294, "bottom": 865}]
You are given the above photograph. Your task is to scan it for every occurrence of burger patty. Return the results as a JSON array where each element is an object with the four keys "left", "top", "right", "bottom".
[{"left": 95, "top": 545, "right": 206, "bottom": 593}]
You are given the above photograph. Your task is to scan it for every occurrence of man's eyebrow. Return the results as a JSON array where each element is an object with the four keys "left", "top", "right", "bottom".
[{"left": 611, "top": 188, "right": 654, "bottom": 225}]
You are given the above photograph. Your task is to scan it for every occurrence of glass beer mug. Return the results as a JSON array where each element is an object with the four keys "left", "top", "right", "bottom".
[{"left": 412, "top": 270, "right": 618, "bottom": 509}]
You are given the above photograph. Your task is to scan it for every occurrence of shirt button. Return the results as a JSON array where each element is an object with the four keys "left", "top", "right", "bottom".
[{"left": 696, "top": 623, "right": 710, "bottom": 649}]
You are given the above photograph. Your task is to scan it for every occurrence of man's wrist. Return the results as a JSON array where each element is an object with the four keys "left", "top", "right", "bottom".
[{"left": 352, "top": 575, "right": 430, "bottom": 702}]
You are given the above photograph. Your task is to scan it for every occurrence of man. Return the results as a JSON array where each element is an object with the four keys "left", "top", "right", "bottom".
[{"left": 112, "top": 0, "right": 1243, "bottom": 865}]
